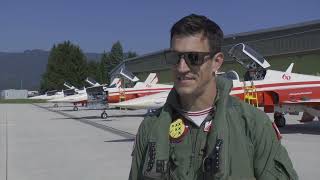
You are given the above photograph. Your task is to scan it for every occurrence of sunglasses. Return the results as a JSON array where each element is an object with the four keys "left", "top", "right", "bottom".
[{"left": 165, "top": 50, "right": 216, "bottom": 66}]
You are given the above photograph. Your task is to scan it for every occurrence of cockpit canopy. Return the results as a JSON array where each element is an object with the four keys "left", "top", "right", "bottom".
[
  {"left": 119, "top": 68, "right": 139, "bottom": 82},
  {"left": 228, "top": 43, "right": 270, "bottom": 70},
  {"left": 46, "top": 90, "right": 58, "bottom": 96},
  {"left": 228, "top": 43, "right": 269, "bottom": 81}
]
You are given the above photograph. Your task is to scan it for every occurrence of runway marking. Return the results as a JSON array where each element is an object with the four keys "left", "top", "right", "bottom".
[{"left": 32, "top": 104, "right": 136, "bottom": 139}]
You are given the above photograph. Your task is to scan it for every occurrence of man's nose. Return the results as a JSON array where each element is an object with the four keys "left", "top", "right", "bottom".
[{"left": 176, "top": 58, "right": 190, "bottom": 72}]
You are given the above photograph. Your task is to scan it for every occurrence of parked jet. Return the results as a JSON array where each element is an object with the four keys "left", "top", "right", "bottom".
[
  {"left": 86, "top": 73, "right": 172, "bottom": 118},
  {"left": 111, "top": 43, "right": 320, "bottom": 127},
  {"left": 48, "top": 78, "right": 121, "bottom": 110},
  {"left": 29, "top": 81, "right": 79, "bottom": 101},
  {"left": 107, "top": 73, "right": 172, "bottom": 103},
  {"left": 50, "top": 70, "right": 150, "bottom": 109}
]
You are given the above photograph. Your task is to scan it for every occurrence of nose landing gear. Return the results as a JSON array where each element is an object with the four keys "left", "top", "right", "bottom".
[
  {"left": 274, "top": 112, "right": 286, "bottom": 127},
  {"left": 73, "top": 106, "right": 79, "bottom": 111},
  {"left": 101, "top": 111, "right": 108, "bottom": 119}
]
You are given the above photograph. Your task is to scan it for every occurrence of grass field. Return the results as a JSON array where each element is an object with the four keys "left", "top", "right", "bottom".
[{"left": 0, "top": 99, "right": 47, "bottom": 104}]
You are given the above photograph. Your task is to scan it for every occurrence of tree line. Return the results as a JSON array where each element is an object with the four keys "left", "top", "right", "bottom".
[{"left": 40, "top": 40, "right": 137, "bottom": 92}]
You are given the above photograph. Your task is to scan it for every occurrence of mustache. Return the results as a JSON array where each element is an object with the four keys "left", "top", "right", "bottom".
[{"left": 175, "top": 73, "right": 196, "bottom": 80}]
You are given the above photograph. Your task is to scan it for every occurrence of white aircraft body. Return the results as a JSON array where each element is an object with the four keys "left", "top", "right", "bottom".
[
  {"left": 110, "top": 90, "right": 170, "bottom": 109},
  {"left": 29, "top": 82, "right": 79, "bottom": 100},
  {"left": 29, "top": 90, "right": 64, "bottom": 100},
  {"left": 48, "top": 78, "right": 120, "bottom": 104}
]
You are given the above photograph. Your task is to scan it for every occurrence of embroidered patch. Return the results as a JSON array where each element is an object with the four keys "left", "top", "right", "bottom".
[{"left": 169, "top": 118, "right": 188, "bottom": 142}]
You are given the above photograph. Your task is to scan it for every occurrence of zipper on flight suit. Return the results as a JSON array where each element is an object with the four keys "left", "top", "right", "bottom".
[{"left": 186, "top": 117, "right": 211, "bottom": 177}]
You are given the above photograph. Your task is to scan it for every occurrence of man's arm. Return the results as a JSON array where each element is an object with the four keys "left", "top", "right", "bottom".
[
  {"left": 129, "top": 120, "right": 149, "bottom": 180},
  {"left": 251, "top": 110, "right": 298, "bottom": 180}
]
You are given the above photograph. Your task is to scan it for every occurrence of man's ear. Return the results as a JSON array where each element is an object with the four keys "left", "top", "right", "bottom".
[{"left": 212, "top": 52, "right": 224, "bottom": 72}]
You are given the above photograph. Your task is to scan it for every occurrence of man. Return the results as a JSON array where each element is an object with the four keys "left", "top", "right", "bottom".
[{"left": 129, "top": 14, "right": 298, "bottom": 180}]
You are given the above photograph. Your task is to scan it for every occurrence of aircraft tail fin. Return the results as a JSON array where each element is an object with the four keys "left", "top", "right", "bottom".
[
  {"left": 144, "top": 73, "right": 158, "bottom": 84},
  {"left": 285, "top": 63, "right": 294, "bottom": 73},
  {"left": 132, "top": 73, "right": 159, "bottom": 88}
]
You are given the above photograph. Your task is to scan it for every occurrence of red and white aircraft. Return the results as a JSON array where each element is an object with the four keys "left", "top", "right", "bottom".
[
  {"left": 50, "top": 73, "right": 171, "bottom": 113},
  {"left": 87, "top": 73, "right": 172, "bottom": 119},
  {"left": 111, "top": 43, "right": 320, "bottom": 127},
  {"left": 107, "top": 73, "right": 172, "bottom": 103}
]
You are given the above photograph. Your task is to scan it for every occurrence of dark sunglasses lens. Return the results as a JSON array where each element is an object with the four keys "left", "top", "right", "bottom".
[
  {"left": 186, "top": 53, "right": 200, "bottom": 65},
  {"left": 165, "top": 51, "right": 180, "bottom": 65},
  {"left": 165, "top": 51, "right": 210, "bottom": 66}
]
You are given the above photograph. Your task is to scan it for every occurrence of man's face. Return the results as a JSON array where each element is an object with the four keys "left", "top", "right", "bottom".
[{"left": 170, "top": 33, "right": 220, "bottom": 97}]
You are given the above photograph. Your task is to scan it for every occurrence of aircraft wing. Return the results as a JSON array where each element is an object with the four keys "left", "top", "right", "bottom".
[
  {"left": 48, "top": 93, "right": 87, "bottom": 103},
  {"left": 110, "top": 90, "right": 170, "bottom": 109}
]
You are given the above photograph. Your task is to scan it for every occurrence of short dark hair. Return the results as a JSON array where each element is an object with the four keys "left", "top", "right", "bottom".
[{"left": 170, "top": 14, "right": 224, "bottom": 53}]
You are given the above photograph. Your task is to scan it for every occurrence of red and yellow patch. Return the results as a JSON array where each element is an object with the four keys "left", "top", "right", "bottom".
[{"left": 169, "top": 118, "right": 188, "bottom": 142}]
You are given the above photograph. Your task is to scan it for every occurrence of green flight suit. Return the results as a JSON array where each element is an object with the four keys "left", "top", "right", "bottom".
[{"left": 129, "top": 77, "right": 298, "bottom": 180}]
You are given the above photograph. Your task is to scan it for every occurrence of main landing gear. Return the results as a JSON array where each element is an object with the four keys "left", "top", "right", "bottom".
[
  {"left": 101, "top": 110, "right": 108, "bottom": 119},
  {"left": 274, "top": 112, "right": 286, "bottom": 127},
  {"left": 73, "top": 106, "right": 79, "bottom": 111}
]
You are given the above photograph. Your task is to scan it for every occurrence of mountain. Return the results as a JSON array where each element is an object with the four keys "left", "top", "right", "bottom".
[{"left": 0, "top": 50, "right": 101, "bottom": 90}]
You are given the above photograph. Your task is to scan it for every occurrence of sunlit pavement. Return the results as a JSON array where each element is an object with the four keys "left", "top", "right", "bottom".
[{"left": 0, "top": 103, "right": 319, "bottom": 179}]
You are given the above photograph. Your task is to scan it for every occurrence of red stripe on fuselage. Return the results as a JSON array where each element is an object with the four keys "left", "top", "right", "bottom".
[
  {"left": 108, "top": 87, "right": 172, "bottom": 95},
  {"left": 108, "top": 92, "right": 160, "bottom": 103},
  {"left": 232, "top": 81, "right": 320, "bottom": 91}
]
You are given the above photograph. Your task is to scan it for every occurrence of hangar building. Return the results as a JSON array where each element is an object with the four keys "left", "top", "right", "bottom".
[
  {"left": 111, "top": 20, "right": 320, "bottom": 83},
  {"left": 1, "top": 89, "right": 28, "bottom": 99}
]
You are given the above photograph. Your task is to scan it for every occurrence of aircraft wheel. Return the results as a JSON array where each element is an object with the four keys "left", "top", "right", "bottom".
[
  {"left": 274, "top": 113, "right": 286, "bottom": 127},
  {"left": 73, "top": 106, "right": 79, "bottom": 111},
  {"left": 53, "top": 104, "right": 58, "bottom": 108},
  {"left": 101, "top": 112, "right": 108, "bottom": 119}
]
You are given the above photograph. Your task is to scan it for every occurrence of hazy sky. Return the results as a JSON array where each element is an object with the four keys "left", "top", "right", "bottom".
[{"left": 1, "top": 0, "right": 319, "bottom": 54}]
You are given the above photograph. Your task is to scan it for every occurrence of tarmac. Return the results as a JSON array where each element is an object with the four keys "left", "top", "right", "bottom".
[{"left": 0, "top": 103, "right": 319, "bottom": 180}]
